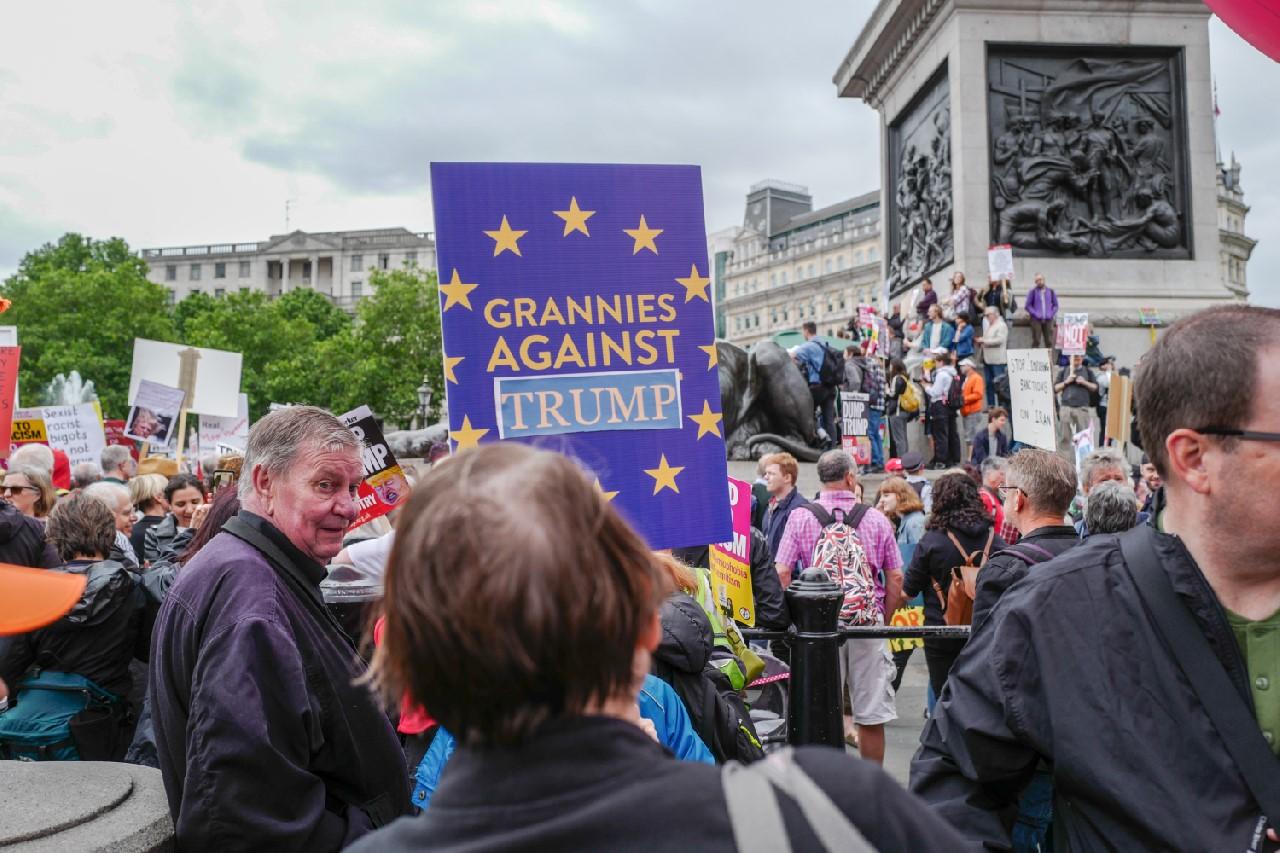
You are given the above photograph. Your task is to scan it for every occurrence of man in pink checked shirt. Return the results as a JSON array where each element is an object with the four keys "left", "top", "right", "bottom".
[{"left": 774, "top": 449, "right": 905, "bottom": 764}]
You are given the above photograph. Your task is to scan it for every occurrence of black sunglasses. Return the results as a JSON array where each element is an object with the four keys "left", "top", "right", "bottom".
[{"left": 1196, "top": 427, "right": 1280, "bottom": 443}]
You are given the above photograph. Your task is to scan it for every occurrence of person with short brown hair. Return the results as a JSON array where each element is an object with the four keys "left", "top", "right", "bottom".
[
  {"left": 1, "top": 492, "right": 143, "bottom": 759},
  {"left": 912, "top": 305, "right": 1280, "bottom": 849},
  {"left": 760, "top": 451, "right": 804, "bottom": 568},
  {"left": 354, "top": 443, "right": 966, "bottom": 852}
]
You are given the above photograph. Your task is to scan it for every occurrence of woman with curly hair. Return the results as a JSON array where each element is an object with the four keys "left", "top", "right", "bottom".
[{"left": 902, "top": 473, "right": 1006, "bottom": 698}]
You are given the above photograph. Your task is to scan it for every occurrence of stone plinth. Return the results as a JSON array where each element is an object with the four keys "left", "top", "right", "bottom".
[
  {"left": 0, "top": 762, "right": 173, "bottom": 852},
  {"left": 835, "top": 0, "right": 1239, "bottom": 367}
]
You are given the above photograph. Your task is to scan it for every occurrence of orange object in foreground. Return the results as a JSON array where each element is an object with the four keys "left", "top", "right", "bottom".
[{"left": 0, "top": 564, "right": 86, "bottom": 636}]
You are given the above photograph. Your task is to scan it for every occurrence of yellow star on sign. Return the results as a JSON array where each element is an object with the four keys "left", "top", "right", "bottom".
[
  {"left": 439, "top": 268, "right": 479, "bottom": 311},
  {"left": 594, "top": 477, "right": 619, "bottom": 502},
  {"left": 675, "top": 264, "right": 712, "bottom": 303},
  {"left": 623, "top": 214, "right": 662, "bottom": 255},
  {"left": 484, "top": 215, "right": 527, "bottom": 257},
  {"left": 698, "top": 342, "right": 719, "bottom": 370},
  {"left": 687, "top": 400, "right": 723, "bottom": 440},
  {"left": 644, "top": 454, "right": 685, "bottom": 495},
  {"left": 450, "top": 415, "right": 489, "bottom": 451},
  {"left": 553, "top": 196, "right": 595, "bottom": 237},
  {"left": 443, "top": 354, "right": 464, "bottom": 384}
]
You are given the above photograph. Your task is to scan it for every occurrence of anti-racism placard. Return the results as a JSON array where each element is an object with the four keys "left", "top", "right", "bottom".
[
  {"left": 431, "top": 162, "right": 730, "bottom": 549},
  {"left": 42, "top": 404, "right": 106, "bottom": 469},
  {"left": 709, "top": 476, "right": 754, "bottom": 626},
  {"left": 340, "top": 405, "right": 410, "bottom": 530}
]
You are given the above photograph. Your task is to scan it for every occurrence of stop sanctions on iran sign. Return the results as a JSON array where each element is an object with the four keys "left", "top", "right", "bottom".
[{"left": 431, "top": 162, "right": 731, "bottom": 550}]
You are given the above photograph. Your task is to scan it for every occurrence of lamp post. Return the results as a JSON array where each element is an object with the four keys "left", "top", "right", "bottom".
[{"left": 417, "top": 378, "right": 432, "bottom": 429}]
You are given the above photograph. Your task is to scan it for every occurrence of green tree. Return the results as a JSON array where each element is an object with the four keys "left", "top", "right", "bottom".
[
  {"left": 316, "top": 267, "right": 442, "bottom": 425},
  {"left": 1, "top": 234, "right": 176, "bottom": 415},
  {"left": 276, "top": 289, "right": 351, "bottom": 339}
]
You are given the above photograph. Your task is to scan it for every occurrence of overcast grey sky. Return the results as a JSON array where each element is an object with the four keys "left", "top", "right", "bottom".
[{"left": 1, "top": 2, "right": 1275, "bottom": 302}]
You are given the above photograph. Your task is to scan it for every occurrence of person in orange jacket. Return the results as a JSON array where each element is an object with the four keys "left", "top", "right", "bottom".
[{"left": 959, "top": 358, "right": 986, "bottom": 455}]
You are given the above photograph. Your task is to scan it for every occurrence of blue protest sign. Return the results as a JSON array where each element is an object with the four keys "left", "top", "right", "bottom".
[{"left": 431, "top": 162, "right": 730, "bottom": 549}]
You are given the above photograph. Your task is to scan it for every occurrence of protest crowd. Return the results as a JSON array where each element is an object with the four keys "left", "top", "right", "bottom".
[{"left": 1, "top": 296, "right": 1279, "bottom": 852}]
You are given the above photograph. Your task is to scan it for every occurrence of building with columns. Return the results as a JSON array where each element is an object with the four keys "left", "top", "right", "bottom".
[
  {"left": 1218, "top": 154, "right": 1257, "bottom": 300},
  {"left": 719, "top": 181, "right": 883, "bottom": 347},
  {"left": 139, "top": 227, "right": 436, "bottom": 311}
]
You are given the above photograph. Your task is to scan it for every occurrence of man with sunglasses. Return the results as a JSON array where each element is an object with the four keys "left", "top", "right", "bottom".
[{"left": 912, "top": 305, "right": 1280, "bottom": 850}]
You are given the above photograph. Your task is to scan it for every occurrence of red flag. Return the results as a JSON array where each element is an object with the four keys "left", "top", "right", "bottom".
[{"left": 1204, "top": 0, "right": 1280, "bottom": 62}]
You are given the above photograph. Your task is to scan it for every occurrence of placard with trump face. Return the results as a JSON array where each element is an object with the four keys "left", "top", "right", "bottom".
[{"left": 431, "top": 162, "right": 730, "bottom": 549}]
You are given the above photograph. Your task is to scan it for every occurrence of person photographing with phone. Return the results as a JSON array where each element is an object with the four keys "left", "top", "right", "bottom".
[{"left": 1054, "top": 353, "right": 1098, "bottom": 451}]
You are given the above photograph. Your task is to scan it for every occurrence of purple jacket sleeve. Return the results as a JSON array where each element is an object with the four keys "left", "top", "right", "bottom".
[{"left": 176, "top": 617, "right": 353, "bottom": 852}]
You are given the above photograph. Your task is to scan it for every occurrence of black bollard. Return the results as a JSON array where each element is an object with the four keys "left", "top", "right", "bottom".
[{"left": 784, "top": 567, "right": 845, "bottom": 748}]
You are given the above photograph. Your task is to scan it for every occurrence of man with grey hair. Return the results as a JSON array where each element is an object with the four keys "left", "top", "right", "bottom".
[
  {"left": 150, "top": 406, "right": 409, "bottom": 850},
  {"left": 973, "top": 449, "right": 1081, "bottom": 629},
  {"left": 1083, "top": 480, "right": 1139, "bottom": 537},
  {"left": 72, "top": 461, "right": 103, "bottom": 490},
  {"left": 100, "top": 445, "right": 136, "bottom": 485},
  {"left": 774, "top": 449, "right": 904, "bottom": 764},
  {"left": 1076, "top": 447, "right": 1148, "bottom": 537},
  {"left": 82, "top": 480, "right": 138, "bottom": 567}
]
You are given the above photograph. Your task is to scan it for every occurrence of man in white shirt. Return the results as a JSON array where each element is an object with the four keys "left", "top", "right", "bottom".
[{"left": 923, "top": 351, "right": 960, "bottom": 469}]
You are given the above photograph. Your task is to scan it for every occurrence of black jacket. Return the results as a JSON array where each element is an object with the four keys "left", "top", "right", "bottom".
[
  {"left": 902, "top": 521, "right": 1006, "bottom": 626},
  {"left": 1, "top": 559, "right": 145, "bottom": 698},
  {"left": 970, "top": 525, "right": 1079, "bottom": 629},
  {"left": 150, "top": 512, "right": 410, "bottom": 850},
  {"left": 350, "top": 715, "right": 971, "bottom": 852},
  {"left": 911, "top": 529, "right": 1273, "bottom": 850},
  {"left": 142, "top": 513, "right": 194, "bottom": 564},
  {"left": 130, "top": 514, "right": 163, "bottom": 562},
  {"left": 0, "top": 500, "right": 59, "bottom": 568}
]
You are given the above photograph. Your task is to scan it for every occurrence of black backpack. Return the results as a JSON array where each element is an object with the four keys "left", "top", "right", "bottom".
[
  {"left": 658, "top": 665, "right": 765, "bottom": 764},
  {"left": 817, "top": 343, "right": 844, "bottom": 388},
  {"left": 945, "top": 371, "right": 964, "bottom": 411}
]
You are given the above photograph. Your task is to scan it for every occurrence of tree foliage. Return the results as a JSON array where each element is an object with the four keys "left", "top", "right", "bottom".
[
  {"left": 1, "top": 234, "right": 176, "bottom": 415},
  {"left": 2, "top": 234, "right": 442, "bottom": 425}
]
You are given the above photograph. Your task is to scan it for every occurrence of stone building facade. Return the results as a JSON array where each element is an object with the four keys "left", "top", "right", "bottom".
[
  {"left": 720, "top": 182, "right": 883, "bottom": 347},
  {"left": 139, "top": 227, "right": 436, "bottom": 311},
  {"left": 717, "top": 162, "right": 1253, "bottom": 349}
]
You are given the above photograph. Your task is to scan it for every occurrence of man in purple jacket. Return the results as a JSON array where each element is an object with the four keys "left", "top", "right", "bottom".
[
  {"left": 1025, "top": 273, "right": 1059, "bottom": 353},
  {"left": 150, "top": 406, "right": 410, "bottom": 851}
]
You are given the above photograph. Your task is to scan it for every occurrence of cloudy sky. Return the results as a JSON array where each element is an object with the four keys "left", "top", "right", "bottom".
[{"left": 1, "top": 2, "right": 1275, "bottom": 301}]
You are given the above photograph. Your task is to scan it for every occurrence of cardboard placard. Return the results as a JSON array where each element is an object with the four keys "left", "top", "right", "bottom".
[
  {"left": 1007, "top": 349, "right": 1058, "bottom": 451},
  {"left": 1060, "top": 313, "right": 1089, "bottom": 356},
  {"left": 1106, "top": 374, "right": 1133, "bottom": 445},
  {"left": 125, "top": 380, "right": 186, "bottom": 446},
  {"left": 199, "top": 393, "right": 250, "bottom": 457},
  {"left": 129, "top": 339, "right": 243, "bottom": 418},
  {"left": 42, "top": 404, "right": 107, "bottom": 469},
  {"left": 431, "top": 161, "right": 730, "bottom": 549},
  {"left": 341, "top": 405, "right": 411, "bottom": 530},
  {"left": 709, "top": 476, "right": 755, "bottom": 626},
  {"left": 987, "top": 244, "right": 1014, "bottom": 282}
]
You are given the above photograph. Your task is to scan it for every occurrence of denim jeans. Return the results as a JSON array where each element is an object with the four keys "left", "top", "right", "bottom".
[
  {"left": 867, "top": 408, "right": 885, "bottom": 468},
  {"left": 983, "top": 363, "right": 1007, "bottom": 407},
  {"left": 1012, "top": 768, "right": 1054, "bottom": 852}
]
